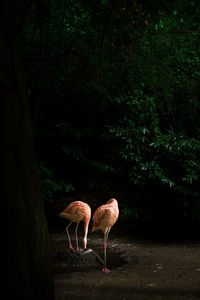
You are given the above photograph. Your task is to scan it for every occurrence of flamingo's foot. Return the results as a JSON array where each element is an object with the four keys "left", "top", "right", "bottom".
[
  {"left": 76, "top": 248, "right": 83, "bottom": 252},
  {"left": 102, "top": 267, "right": 111, "bottom": 274},
  {"left": 69, "top": 244, "right": 73, "bottom": 250}
]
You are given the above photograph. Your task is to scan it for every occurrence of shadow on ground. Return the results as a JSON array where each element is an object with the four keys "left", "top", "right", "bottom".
[{"left": 51, "top": 226, "right": 200, "bottom": 300}]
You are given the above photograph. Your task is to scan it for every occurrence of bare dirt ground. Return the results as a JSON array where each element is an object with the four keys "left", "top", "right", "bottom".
[{"left": 51, "top": 226, "right": 200, "bottom": 300}]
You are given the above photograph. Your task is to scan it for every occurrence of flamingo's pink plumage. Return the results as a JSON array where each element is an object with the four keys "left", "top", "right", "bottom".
[
  {"left": 59, "top": 201, "right": 91, "bottom": 250},
  {"left": 92, "top": 198, "right": 119, "bottom": 273}
]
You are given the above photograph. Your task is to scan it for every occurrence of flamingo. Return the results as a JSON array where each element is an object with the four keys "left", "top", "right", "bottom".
[
  {"left": 92, "top": 198, "right": 119, "bottom": 273},
  {"left": 59, "top": 201, "right": 91, "bottom": 251}
]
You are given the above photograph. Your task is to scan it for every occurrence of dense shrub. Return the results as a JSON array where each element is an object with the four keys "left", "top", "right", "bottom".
[{"left": 17, "top": 0, "right": 200, "bottom": 221}]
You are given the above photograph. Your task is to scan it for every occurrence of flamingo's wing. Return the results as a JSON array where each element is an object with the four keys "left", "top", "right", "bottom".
[
  {"left": 92, "top": 205, "right": 111, "bottom": 228},
  {"left": 63, "top": 202, "right": 83, "bottom": 218}
]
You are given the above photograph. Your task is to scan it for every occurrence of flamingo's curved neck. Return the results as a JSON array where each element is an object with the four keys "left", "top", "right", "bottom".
[{"left": 83, "top": 218, "right": 90, "bottom": 249}]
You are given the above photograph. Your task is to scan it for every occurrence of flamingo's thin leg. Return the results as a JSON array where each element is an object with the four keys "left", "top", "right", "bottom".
[
  {"left": 102, "top": 229, "right": 111, "bottom": 273},
  {"left": 65, "top": 221, "right": 73, "bottom": 249},
  {"left": 75, "top": 222, "right": 82, "bottom": 251}
]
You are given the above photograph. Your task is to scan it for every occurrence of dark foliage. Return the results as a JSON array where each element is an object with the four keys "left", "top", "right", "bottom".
[{"left": 16, "top": 0, "right": 200, "bottom": 223}]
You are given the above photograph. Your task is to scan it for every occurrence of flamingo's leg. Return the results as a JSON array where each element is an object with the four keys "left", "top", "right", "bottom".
[
  {"left": 75, "top": 222, "right": 82, "bottom": 251},
  {"left": 65, "top": 221, "right": 73, "bottom": 249},
  {"left": 102, "top": 229, "right": 111, "bottom": 274},
  {"left": 106, "top": 228, "right": 111, "bottom": 239}
]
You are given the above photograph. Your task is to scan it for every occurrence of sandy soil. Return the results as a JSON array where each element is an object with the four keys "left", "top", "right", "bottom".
[{"left": 51, "top": 227, "right": 200, "bottom": 300}]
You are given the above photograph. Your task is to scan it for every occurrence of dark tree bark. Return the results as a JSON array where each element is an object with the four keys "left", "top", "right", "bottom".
[{"left": 1, "top": 1, "right": 54, "bottom": 299}]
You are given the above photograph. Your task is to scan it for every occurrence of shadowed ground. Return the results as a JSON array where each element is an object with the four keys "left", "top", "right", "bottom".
[
  {"left": 51, "top": 226, "right": 200, "bottom": 300},
  {"left": 52, "top": 248, "right": 104, "bottom": 271}
]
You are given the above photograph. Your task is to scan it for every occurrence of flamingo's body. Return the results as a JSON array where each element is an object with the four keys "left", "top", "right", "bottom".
[
  {"left": 92, "top": 198, "right": 119, "bottom": 273},
  {"left": 59, "top": 201, "right": 91, "bottom": 250}
]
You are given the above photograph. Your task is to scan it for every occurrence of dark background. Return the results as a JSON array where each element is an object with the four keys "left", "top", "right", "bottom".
[
  {"left": 17, "top": 0, "right": 200, "bottom": 226},
  {"left": 2, "top": 0, "right": 200, "bottom": 299}
]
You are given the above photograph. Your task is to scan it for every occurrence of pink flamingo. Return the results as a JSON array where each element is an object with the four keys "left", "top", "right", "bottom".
[
  {"left": 59, "top": 201, "right": 91, "bottom": 250},
  {"left": 92, "top": 198, "right": 119, "bottom": 273}
]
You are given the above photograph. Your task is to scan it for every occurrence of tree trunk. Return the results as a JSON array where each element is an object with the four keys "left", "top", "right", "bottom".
[{"left": 1, "top": 1, "right": 54, "bottom": 299}]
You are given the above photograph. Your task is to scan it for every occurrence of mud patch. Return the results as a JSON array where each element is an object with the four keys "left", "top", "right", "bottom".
[
  {"left": 91, "top": 245, "right": 128, "bottom": 269},
  {"left": 52, "top": 246, "right": 126, "bottom": 273}
]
